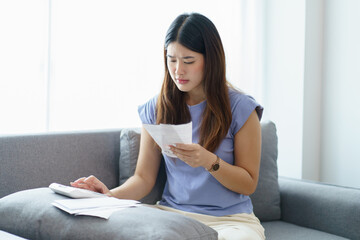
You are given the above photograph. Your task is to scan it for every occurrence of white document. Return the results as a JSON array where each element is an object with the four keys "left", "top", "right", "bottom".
[
  {"left": 75, "top": 207, "right": 128, "bottom": 219},
  {"left": 52, "top": 197, "right": 140, "bottom": 219},
  {"left": 143, "top": 122, "right": 192, "bottom": 157}
]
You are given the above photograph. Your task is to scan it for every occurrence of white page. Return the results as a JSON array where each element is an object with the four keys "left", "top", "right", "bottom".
[
  {"left": 143, "top": 122, "right": 192, "bottom": 157},
  {"left": 52, "top": 198, "right": 140, "bottom": 219},
  {"left": 53, "top": 197, "right": 139, "bottom": 211},
  {"left": 52, "top": 202, "right": 138, "bottom": 219},
  {"left": 75, "top": 207, "right": 130, "bottom": 219}
]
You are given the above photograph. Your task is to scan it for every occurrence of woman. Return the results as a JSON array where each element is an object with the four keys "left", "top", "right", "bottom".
[{"left": 72, "top": 13, "right": 265, "bottom": 240}]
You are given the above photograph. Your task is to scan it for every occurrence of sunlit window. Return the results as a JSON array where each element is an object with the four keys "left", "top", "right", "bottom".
[
  {"left": 0, "top": 0, "right": 49, "bottom": 134},
  {"left": 0, "top": 0, "right": 261, "bottom": 134}
]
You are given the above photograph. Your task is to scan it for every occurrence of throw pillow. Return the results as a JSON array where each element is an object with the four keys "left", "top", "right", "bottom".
[
  {"left": 119, "top": 128, "right": 141, "bottom": 185},
  {"left": 0, "top": 188, "right": 217, "bottom": 240},
  {"left": 250, "top": 121, "right": 281, "bottom": 221},
  {"left": 119, "top": 128, "right": 166, "bottom": 204}
]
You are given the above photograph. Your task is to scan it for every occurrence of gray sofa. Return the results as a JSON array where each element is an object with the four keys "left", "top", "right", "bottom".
[{"left": 0, "top": 121, "right": 359, "bottom": 240}]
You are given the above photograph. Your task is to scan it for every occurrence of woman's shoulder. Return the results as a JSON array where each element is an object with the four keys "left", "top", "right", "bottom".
[
  {"left": 227, "top": 87, "right": 262, "bottom": 114},
  {"left": 227, "top": 87, "right": 263, "bottom": 133},
  {"left": 228, "top": 87, "right": 252, "bottom": 106}
]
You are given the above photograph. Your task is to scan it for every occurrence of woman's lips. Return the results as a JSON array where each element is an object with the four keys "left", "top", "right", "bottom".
[{"left": 177, "top": 79, "right": 189, "bottom": 84}]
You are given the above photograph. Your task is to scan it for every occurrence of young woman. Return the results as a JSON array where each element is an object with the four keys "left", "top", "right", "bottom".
[{"left": 71, "top": 13, "right": 265, "bottom": 240}]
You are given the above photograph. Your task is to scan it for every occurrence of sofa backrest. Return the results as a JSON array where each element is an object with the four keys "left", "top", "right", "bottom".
[
  {"left": 251, "top": 121, "right": 281, "bottom": 221},
  {"left": 0, "top": 130, "right": 121, "bottom": 198},
  {"left": 0, "top": 121, "right": 281, "bottom": 222}
]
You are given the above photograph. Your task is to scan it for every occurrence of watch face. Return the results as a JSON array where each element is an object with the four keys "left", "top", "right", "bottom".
[{"left": 212, "top": 163, "right": 220, "bottom": 171}]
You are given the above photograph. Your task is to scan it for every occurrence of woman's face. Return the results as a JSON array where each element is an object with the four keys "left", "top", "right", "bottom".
[{"left": 166, "top": 42, "right": 205, "bottom": 98}]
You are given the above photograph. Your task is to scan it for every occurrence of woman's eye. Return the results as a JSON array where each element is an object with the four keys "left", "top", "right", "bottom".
[{"left": 184, "top": 61, "right": 195, "bottom": 64}]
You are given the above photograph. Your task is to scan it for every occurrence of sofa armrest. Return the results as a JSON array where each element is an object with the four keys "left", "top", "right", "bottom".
[{"left": 279, "top": 177, "right": 360, "bottom": 240}]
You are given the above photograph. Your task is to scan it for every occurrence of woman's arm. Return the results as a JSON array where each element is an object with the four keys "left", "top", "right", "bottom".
[
  {"left": 71, "top": 127, "right": 162, "bottom": 200},
  {"left": 170, "top": 110, "right": 261, "bottom": 195},
  {"left": 211, "top": 110, "right": 261, "bottom": 195},
  {"left": 109, "top": 127, "right": 162, "bottom": 199}
]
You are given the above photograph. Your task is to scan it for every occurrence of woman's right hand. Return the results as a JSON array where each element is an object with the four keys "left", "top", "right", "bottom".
[{"left": 70, "top": 175, "right": 112, "bottom": 197}]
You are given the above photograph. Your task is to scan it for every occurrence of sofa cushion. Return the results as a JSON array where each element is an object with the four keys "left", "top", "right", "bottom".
[
  {"left": 119, "top": 122, "right": 281, "bottom": 221},
  {"left": 0, "top": 188, "right": 217, "bottom": 240},
  {"left": 262, "top": 221, "right": 348, "bottom": 240},
  {"left": 119, "top": 128, "right": 141, "bottom": 185},
  {"left": 119, "top": 128, "right": 166, "bottom": 204},
  {"left": 250, "top": 121, "right": 281, "bottom": 221}
]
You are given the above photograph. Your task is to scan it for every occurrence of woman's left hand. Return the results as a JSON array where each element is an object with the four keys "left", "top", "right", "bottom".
[{"left": 169, "top": 143, "right": 215, "bottom": 169}]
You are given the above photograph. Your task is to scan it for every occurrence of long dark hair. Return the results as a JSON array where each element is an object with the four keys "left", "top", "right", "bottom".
[{"left": 156, "top": 13, "right": 232, "bottom": 152}]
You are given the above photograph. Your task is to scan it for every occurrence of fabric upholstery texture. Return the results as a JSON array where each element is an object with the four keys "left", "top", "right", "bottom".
[
  {"left": 250, "top": 121, "right": 281, "bottom": 221},
  {"left": 119, "top": 128, "right": 141, "bottom": 185},
  {"left": 279, "top": 177, "right": 360, "bottom": 240},
  {"left": 0, "top": 188, "right": 217, "bottom": 240},
  {"left": 0, "top": 130, "right": 121, "bottom": 198},
  {"left": 262, "top": 221, "right": 348, "bottom": 240}
]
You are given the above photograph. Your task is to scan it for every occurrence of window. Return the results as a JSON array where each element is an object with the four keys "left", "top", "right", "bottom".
[
  {"left": 0, "top": 0, "right": 49, "bottom": 134},
  {"left": 0, "top": 0, "right": 262, "bottom": 134}
]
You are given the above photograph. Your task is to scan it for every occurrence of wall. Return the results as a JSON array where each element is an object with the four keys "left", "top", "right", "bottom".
[
  {"left": 264, "top": 0, "right": 360, "bottom": 188},
  {"left": 263, "top": 0, "right": 305, "bottom": 179},
  {"left": 320, "top": 0, "right": 360, "bottom": 188},
  {"left": 302, "top": 0, "right": 323, "bottom": 181}
]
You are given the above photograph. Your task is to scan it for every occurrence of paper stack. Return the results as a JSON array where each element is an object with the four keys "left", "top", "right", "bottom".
[{"left": 52, "top": 197, "right": 140, "bottom": 219}]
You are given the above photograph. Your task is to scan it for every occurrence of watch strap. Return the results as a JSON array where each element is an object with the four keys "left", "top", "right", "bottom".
[{"left": 207, "top": 155, "right": 220, "bottom": 172}]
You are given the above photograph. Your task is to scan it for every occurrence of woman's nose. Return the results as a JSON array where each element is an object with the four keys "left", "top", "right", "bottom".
[{"left": 175, "top": 62, "right": 185, "bottom": 75}]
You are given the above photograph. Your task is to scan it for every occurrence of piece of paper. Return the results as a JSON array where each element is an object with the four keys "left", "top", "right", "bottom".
[
  {"left": 52, "top": 197, "right": 140, "bottom": 219},
  {"left": 75, "top": 207, "right": 128, "bottom": 219},
  {"left": 143, "top": 122, "right": 192, "bottom": 157}
]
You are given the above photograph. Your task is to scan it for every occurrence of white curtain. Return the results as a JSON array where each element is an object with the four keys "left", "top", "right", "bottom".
[
  {"left": 0, "top": 0, "right": 264, "bottom": 134},
  {"left": 237, "top": 0, "right": 264, "bottom": 102}
]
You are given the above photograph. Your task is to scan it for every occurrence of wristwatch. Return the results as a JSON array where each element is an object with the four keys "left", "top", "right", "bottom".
[{"left": 207, "top": 155, "right": 220, "bottom": 172}]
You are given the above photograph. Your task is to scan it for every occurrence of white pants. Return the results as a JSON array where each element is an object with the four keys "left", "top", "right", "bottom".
[{"left": 150, "top": 204, "right": 265, "bottom": 240}]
